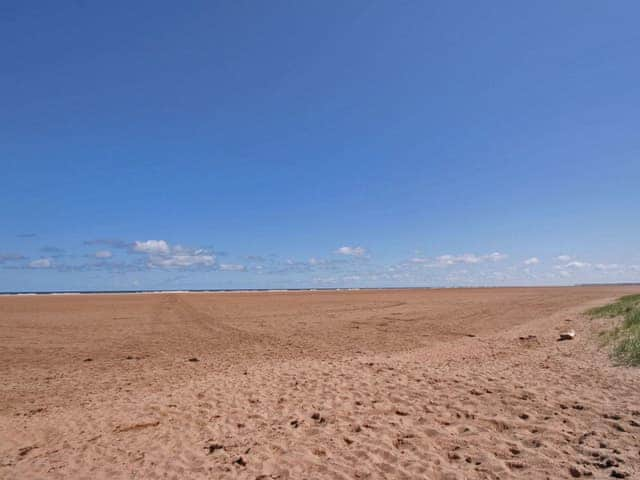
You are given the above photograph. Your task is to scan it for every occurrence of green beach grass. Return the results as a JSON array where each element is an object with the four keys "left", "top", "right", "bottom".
[{"left": 588, "top": 294, "right": 640, "bottom": 366}]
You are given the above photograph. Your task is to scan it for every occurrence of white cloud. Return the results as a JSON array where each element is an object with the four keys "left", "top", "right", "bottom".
[
  {"left": 148, "top": 253, "right": 215, "bottom": 268},
  {"left": 565, "top": 261, "right": 590, "bottom": 269},
  {"left": 437, "top": 254, "right": 478, "bottom": 265},
  {"left": 595, "top": 263, "right": 620, "bottom": 271},
  {"left": 410, "top": 257, "right": 430, "bottom": 264},
  {"left": 335, "top": 246, "right": 367, "bottom": 257},
  {"left": 486, "top": 252, "right": 508, "bottom": 262},
  {"left": 556, "top": 255, "right": 572, "bottom": 262},
  {"left": 435, "top": 252, "right": 508, "bottom": 266},
  {"left": 133, "top": 240, "right": 170, "bottom": 255},
  {"left": 95, "top": 250, "right": 112, "bottom": 259},
  {"left": 132, "top": 241, "right": 218, "bottom": 269},
  {"left": 29, "top": 258, "right": 52, "bottom": 268},
  {"left": 220, "top": 263, "right": 246, "bottom": 272},
  {"left": 524, "top": 257, "right": 540, "bottom": 265},
  {"left": 553, "top": 260, "right": 591, "bottom": 270}
]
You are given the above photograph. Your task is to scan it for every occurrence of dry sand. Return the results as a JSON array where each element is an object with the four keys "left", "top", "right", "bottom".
[{"left": 1, "top": 286, "right": 639, "bottom": 479}]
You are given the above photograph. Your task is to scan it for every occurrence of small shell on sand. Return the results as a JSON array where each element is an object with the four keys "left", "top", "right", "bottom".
[{"left": 558, "top": 329, "right": 576, "bottom": 341}]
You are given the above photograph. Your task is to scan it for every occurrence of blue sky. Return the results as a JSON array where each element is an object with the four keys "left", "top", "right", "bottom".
[{"left": 1, "top": 1, "right": 639, "bottom": 291}]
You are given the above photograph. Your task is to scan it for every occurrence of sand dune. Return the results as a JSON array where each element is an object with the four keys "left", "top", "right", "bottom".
[{"left": 1, "top": 286, "right": 639, "bottom": 479}]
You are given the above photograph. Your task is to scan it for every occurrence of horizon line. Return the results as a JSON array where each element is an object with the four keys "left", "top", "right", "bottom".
[{"left": 2, "top": 283, "right": 639, "bottom": 296}]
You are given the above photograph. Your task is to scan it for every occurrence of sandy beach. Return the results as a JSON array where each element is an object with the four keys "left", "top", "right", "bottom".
[{"left": 1, "top": 286, "right": 639, "bottom": 479}]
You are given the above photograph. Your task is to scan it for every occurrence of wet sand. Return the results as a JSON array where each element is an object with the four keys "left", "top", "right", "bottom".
[{"left": 1, "top": 286, "right": 639, "bottom": 479}]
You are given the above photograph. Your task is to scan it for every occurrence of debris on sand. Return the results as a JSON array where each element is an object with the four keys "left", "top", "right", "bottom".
[
  {"left": 18, "top": 445, "right": 37, "bottom": 457},
  {"left": 205, "top": 443, "right": 224, "bottom": 454},
  {"left": 558, "top": 330, "right": 576, "bottom": 341},
  {"left": 232, "top": 456, "right": 247, "bottom": 467},
  {"left": 188, "top": 357, "right": 199, "bottom": 362},
  {"left": 83, "top": 358, "right": 93, "bottom": 362},
  {"left": 519, "top": 335, "right": 537, "bottom": 341},
  {"left": 114, "top": 420, "right": 160, "bottom": 433},
  {"left": 610, "top": 470, "right": 629, "bottom": 478},
  {"left": 568, "top": 466, "right": 582, "bottom": 478},
  {"left": 311, "top": 412, "right": 326, "bottom": 423}
]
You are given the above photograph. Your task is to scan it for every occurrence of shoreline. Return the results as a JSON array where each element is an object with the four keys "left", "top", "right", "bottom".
[{"left": 2, "top": 283, "right": 638, "bottom": 297}]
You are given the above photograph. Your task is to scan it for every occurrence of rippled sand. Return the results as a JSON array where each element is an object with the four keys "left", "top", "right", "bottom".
[{"left": 1, "top": 286, "right": 639, "bottom": 479}]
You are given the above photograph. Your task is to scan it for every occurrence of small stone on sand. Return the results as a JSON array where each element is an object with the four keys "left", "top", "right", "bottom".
[{"left": 232, "top": 456, "right": 247, "bottom": 467}]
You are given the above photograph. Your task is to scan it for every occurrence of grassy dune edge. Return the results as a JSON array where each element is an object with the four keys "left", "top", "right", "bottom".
[{"left": 589, "top": 294, "right": 640, "bottom": 366}]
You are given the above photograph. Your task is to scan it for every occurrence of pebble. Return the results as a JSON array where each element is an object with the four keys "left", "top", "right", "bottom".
[
  {"left": 232, "top": 456, "right": 247, "bottom": 467},
  {"left": 569, "top": 466, "right": 582, "bottom": 478}
]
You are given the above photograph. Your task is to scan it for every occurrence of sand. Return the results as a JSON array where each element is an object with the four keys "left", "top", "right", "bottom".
[{"left": 1, "top": 286, "right": 639, "bottom": 479}]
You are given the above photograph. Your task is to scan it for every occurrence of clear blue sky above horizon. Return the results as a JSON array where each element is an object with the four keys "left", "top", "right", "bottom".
[{"left": 1, "top": 1, "right": 639, "bottom": 291}]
